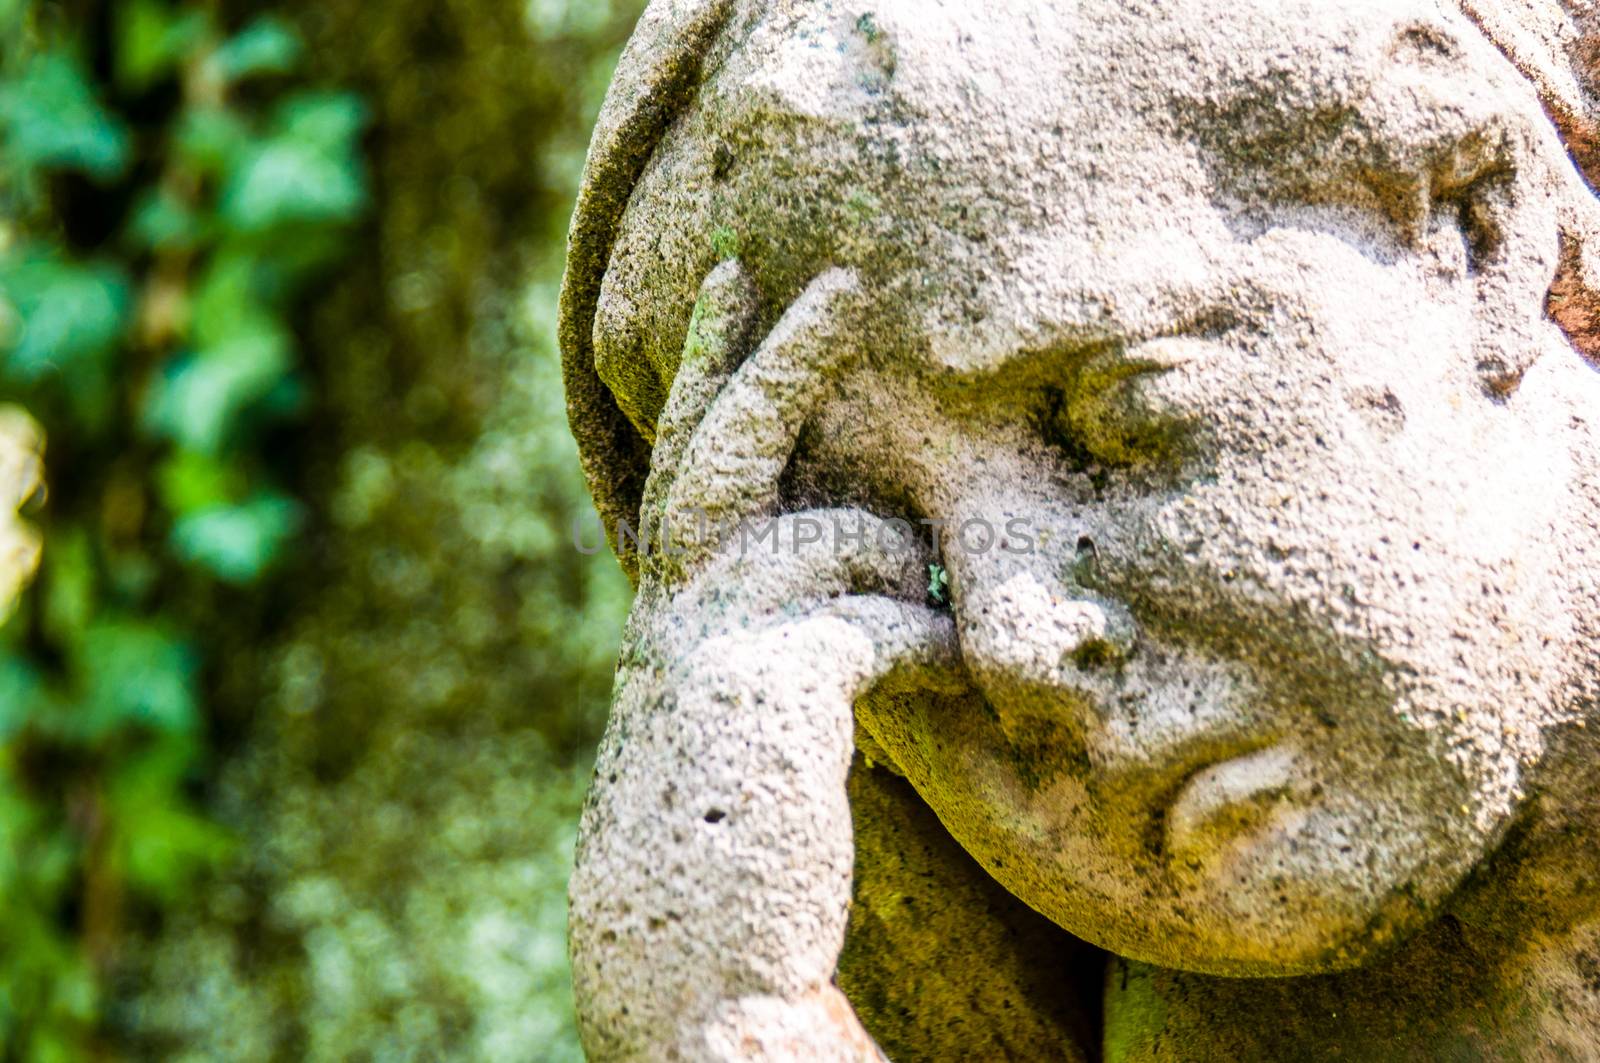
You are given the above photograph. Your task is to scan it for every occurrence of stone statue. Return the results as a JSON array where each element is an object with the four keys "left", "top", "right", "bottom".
[
  {"left": 0, "top": 408, "right": 41, "bottom": 622},
  {"left": 560, "top": 1, "right": 1600, "bottom": 1057}
]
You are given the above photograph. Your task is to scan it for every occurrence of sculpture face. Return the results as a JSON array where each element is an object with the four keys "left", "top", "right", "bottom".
[
  {"left": 823, "top": 247, "right": 1588, "bottom": 979},
  {"left": 592, "top": 0, "right": 1600, "bottom": 976}
]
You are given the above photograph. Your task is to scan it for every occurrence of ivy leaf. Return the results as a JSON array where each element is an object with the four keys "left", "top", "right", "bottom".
[
  {"left": 170, "top": 493, "right": 302, "bottom": 583},
  {"left": 127, "top": 186, "right": 206, "bottom": 252},
  {"left": 218, "top": 92, "right": 366, "bottom": 233},
  {"left": 143, "top": 331, "right": 292, "bottom": 454},
  {"left": 116, "top": 798, "right": 234, "bottom": 902},
  {"left": 173, "top": 105, "right": 251, "bottom": 177},
  {"left": 0, "top": 251, "right": 130, "bottom": 382},
  {"left": 155, "top": 450, "right": 242, "bottom": 515},
  {"left": 212, "top": 17, "right": 301, "bottom": 82},
  {"left": 109, "top": 741, "right": 235, "bottom": 902},
  {"left": 0, "top": 654, "right": 44, "bottom": 742},
  {"left": 115, "top": 0, "right": 208, "bottom": 91},
  {"left": 0, "top": 51, "right": 129, "bottom": 179},
  {"left": 41, "top": 531, "right": 95, "bottom": 648},
  {"left": 75, "top": 621, "right": 199, "bottom": 737},
  {"left": 186, "top": 251, "right": 272, "bottom": 346},
  {"left": 273, "top": 90, "right": 365, "bottom": 147}
]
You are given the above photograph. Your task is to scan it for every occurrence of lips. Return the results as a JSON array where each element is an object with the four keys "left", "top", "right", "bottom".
[{"left": 1163, "top": 743, "right": 1300, "bottom": 871}]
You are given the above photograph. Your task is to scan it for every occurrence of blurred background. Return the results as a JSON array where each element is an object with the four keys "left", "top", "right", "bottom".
[{"left": 0, "top": 0, "right": 645, "bottom": 1058}]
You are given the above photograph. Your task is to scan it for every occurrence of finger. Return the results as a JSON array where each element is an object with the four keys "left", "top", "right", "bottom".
[
  {"left": 639, "top": 259, "right": 760, "bottom": 557},
  {"left": 697, "top": 508, "right": 967, "bottom": 693},
  {"left": 699, "top": 508, "right": 928, "bottom": 615},
  {"left": 812, "top": 594, "right": 964, "bottom": 699},
  {"left": 664, "top": 268, "right": 864, "bottom": 569}
]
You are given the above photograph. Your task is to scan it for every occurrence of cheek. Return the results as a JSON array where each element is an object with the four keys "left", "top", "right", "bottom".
[
  {"left": 1121, "top": 371, "right": 1571, "bottom": 804},
  {"left": 1097, "top": 311, "right": 1570, "bottom": 670},
  {"left": 1161, "top": 252, "right": 1506, "bottom": 605}
]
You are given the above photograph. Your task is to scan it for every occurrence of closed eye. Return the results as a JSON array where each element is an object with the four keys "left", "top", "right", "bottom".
[{"left": 1045, "top": 337, "right": 1216, "bottom": 470}]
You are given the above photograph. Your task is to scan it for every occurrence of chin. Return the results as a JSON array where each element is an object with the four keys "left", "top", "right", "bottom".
[
  {"left": 1034, "top": 796, "right": 1486, "bottom": 978},
  {"left": 1054, "top": 872, "right": 1433, "bottom": 978},
  {"left": 1129, "top": 874, "right": 1436, "bottom": 978}
]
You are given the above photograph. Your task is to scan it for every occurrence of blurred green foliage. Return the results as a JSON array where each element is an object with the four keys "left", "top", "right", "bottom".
[
  {"left": 0, "top": 0, "right": 640, "bottom": 1055},
  {"left": 0, "top": 0, "right": 365, "bottom": 1056},
  {"left": 107, "top": 0, "right": 640, "bottom": 1056}
]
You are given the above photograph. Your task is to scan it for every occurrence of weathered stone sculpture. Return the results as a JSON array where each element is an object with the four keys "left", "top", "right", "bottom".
[{"left": 561, "top": 1, "right": 1600, "bottom": 1057}]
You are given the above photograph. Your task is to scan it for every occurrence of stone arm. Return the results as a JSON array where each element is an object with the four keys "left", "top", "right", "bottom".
[{"left": 567, "top": 264, "right": 958, "bottom": 1060}]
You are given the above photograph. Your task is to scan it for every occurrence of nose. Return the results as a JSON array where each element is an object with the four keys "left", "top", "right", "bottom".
[{"left": 939, "top": 502, "right": 1137, "bottom": 698}]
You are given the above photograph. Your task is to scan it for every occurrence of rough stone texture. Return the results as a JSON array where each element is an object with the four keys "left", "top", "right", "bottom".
[
  {"left": 0, "top": 407, "right": 40, "bottom": 621},
  {"left": 564, "top": 0, "right": 1600, "bottom": 1058}
]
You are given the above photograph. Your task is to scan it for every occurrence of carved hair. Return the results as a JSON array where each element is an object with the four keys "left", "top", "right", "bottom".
[{"left": 559, "top": 0, "right": 737, "bottom": 580}]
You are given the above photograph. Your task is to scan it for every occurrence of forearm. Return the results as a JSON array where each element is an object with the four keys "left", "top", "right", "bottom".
[{"left": 569, "top": 622, "right": 876, "bottom": 1061}]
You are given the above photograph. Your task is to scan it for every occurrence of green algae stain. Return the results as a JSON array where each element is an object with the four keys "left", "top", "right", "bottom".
[
  {"left": 1103, "top": 960, "right": 1170, "bottom": 1063},
  {"left": 711, "top": 224, "right": 742, "bottom": 260}
]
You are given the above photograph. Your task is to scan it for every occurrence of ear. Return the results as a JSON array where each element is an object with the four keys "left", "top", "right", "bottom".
[{"left": 559, "top": 0, "right": 742, "bottom": 584}]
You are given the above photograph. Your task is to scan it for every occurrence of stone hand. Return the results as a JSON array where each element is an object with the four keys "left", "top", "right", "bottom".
[{"left": 568, "top": 262, "right": 958, "bottom": 1061}]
